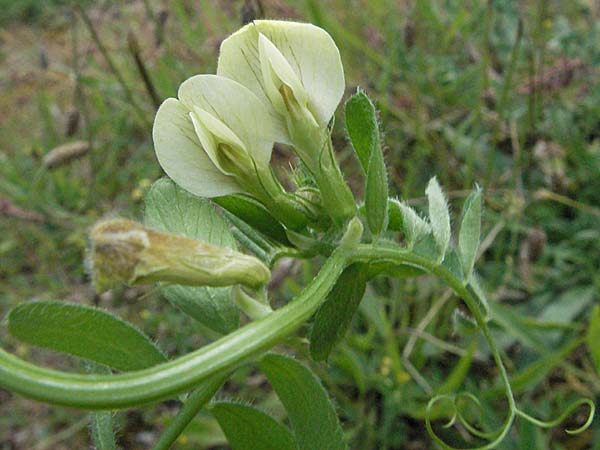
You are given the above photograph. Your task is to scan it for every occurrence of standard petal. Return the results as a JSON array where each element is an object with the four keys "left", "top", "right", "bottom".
[
  {"left": 152, "top": 98, "right": 241, "bottom": 197},
  {"left": 217, "top": 20, "right": 345, "bottom": 127},
  {"left": 178, "top": 74, "right": 289, "bottom": 163}
]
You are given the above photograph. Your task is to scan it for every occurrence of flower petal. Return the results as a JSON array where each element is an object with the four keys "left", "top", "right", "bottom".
[
  {"left": 178, "top": 74, "right": 288, "bottom": 164},
  {"left": 258, "top": 32, "right": 308, "bottom": 116},
  {"left": 189, "top": 106, "right": 248, "bottom": 176},
  {"left": 188, "top": 107, "right": 226, "bottom": 176},
  {"left": 153, "top": 98, "right": 241, "bottom": 197},
  {"left": 217, "top": 20, "right": 345, "bottom": 127},
  {"left": 192, "top": 106, "right": 247, "bottom": 151}
]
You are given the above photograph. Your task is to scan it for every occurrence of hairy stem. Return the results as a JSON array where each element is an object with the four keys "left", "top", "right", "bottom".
[
  {"left": 151, "top": 375, "right": 227, "bottom": 450},
  {"left": 0, "top": 249, "right": 349, "bottom": 409},
  {"left": 0, "top": 239, "right": 591, "bottom": 448}
]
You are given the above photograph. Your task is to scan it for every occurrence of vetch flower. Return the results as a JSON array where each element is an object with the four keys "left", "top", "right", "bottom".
[
  {"left": 153, "top": 74, "right": 308, "bottom": 229},
  {"left": 217, "top": 20, "right": 345, "bottom": 132},
  {"left": 89, "top": 219, "right": 271, "bottom": 292},
  {"left": 153, "top": 74, "right": 284, "bottom": 198},
  {"left": 217, "top": 20, "right": 356, "bottom": 224}
]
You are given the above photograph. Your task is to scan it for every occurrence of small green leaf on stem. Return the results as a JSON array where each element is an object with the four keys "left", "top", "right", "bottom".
[
  {"left": 211, "top": 402, "right": 297, "bottom": 450},
  {"left": 425, "top": 177, "right": 451, "bottom": 261},
  {"left": 387, "top": 198, "right": 404, "bottom": 231},
  {"left": 339, "top": 216, "right": 364, "bottom": 249},
  {"left": 8, "top": 301, "right": 166, "bottom": 371},
  {"left": 233, "top": 286, "right": 273, "bottom": 320},
  {"left": 458, "top": 187, "right": 482, "bottom": 280},
  {"left": 345, "top": 88, "right": 388, "bottom": 238},
  {"left": 345, "top": 88, "right": 378, "bottom": 173},
  {"left": 365, "top": 135, "right": 388, "bottom": 238},
  {"left": 358, "top": 198, "right": 403, "bottom": 232},
  {"left": 399, "top": 202, "right": 431, "bottom": 248},
  {"left": 145, "top": 178, "right": 236, "bottom": 248},
  {"left": 214, "top": 194, "right": 291, "bottom": 245},
  {"left": 310, "top": 263, "right": 369, "bottom": 361},
  {"left": 259, "top": 353, "right": 346, "bottom": 450}
]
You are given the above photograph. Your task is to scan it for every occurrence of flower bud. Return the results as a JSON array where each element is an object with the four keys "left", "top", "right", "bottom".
[{"left": 89, "top": 219, "right": 270, "bottom": 292}]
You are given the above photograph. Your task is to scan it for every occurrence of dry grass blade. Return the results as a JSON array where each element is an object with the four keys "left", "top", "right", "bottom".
[{"left": 43, "top": 140, "right": 90, "bottom": 169}]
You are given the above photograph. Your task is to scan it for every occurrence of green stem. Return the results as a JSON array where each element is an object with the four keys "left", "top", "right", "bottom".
[
  {"left": 313, "top": 138, "right": 357, "bottom": 225},
  {"left": 290, "top": 123, "right": 356, "bottom": 225},
  {"left": 0, "top": 238, "right": 591, "bottom": 447},
  {"left": 152, "top": 375, "right": 227, "bottom": 450},
  {"left": 0, "top": 249, "right": 350, "bottom": 409},
  {"left": 247, "top": 163, "right": 309, "bottom": 231}
]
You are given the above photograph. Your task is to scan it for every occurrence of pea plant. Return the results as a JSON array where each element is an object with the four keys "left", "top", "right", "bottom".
[{"left": 0, "top": 20, "right": 594, "bottom": 449}]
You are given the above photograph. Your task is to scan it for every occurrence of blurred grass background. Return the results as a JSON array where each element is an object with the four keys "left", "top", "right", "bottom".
[{"left": 1, "top": 0, "right": 599, "bottom": 448}]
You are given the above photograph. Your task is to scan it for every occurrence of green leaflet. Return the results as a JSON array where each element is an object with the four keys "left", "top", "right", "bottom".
[
  {"left": 144, "top": 178, "right": 239, "bottom": 334},
  {"left": 399, "top": 202, "right": 431, "bottom": 248},
  {"left": 158, "top": 285, "right": 238, "bottom": 335},
  {"left": 365, "top": 139, "right": 389, "bottom": 238},
  {"left": 358, "top": 198, "right": 403, "bottom": 232},
  {"left": 425, "top": 177, "right": 451, "bottom": 261},
  {"left": 213, "top": 194, "right": 291, "bottom": 245},
  {"left": 587, "top": 305, "right": 600, "bottom": 375},
  {"left": 144, "top": 179, "right": 236, "bottom": 246},
  {"left": 7, "top": 301, "right": 166, "bottom": 371},
  {"left": 310, "top": 263, "right": 369, "bottom": 361},
  {"left": 211, "top": 402, "right": 297, "bottom": 450},
  {"left": 345, "top": 88, "right": 378, "bottom": 173},
  {"left": 259, "top": 353, "right": 346, "bottom": 450},
  {"left": 387, "top": 198, "right": 403, "bottom": 231},
  {"left": 345, "top": 89, "right": 388, "bottom": 237},
  {"left": 458, "top": 187, "right": 482, "bottom": 280}
]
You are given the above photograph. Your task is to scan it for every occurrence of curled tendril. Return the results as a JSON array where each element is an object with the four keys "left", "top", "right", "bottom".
[
  {"left": 425, "top": 391, "right": 515, "bottom": 450},
  {"left": 427, "top": 394, "right": 458, "bottom": 429},
  {"left": 515, "top": 399, "right": 595, "bottom": 435},
  {"left": 424, "top": 341, "right": 595, "bottom": 450},
  {"left": 454, "top": 392, "right": 497, "bottom": 440},
  {"left": 350, "top": 245, "right": 597, "bottom": 449},
  {"left": 425, "top": 394, "right": 596, "bottom": 449},
  {"left": 423, "top": 327, "right": 595, "bottom": 450}
]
